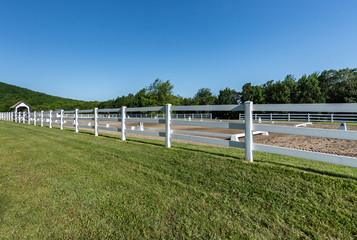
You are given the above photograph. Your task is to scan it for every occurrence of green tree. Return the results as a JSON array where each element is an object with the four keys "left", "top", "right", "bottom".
[
  {"left": 215, "top": 87, "right": 240, "bottom": 119},
  {"left": 194, "top": 88, "right": 216, "bottom": 105},
  {"left": 240, "top": 83, "right": 265, "bottom": 104},
  {"left": 296, "top": 73, "right": 325, "bottom": 103},
  {"left": 263, "top": 75, "right": 297, "bottom": 104},
  {"left": 216, "top": 87, "right": 240, "bottom": 105}
]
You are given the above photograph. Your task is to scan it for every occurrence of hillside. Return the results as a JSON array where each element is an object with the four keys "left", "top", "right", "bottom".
[{"left": 0, "top": 82, "right": 99, "bottom": 111}]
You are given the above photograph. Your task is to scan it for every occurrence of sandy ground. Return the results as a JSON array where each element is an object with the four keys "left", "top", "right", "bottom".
[{"left": 72, "top": 119, "right": 357, "bottom": 158}]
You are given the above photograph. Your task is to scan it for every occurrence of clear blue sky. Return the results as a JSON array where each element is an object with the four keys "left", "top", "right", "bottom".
[{"left": 0, "top": 0, "right": 356, "bottom": 101}]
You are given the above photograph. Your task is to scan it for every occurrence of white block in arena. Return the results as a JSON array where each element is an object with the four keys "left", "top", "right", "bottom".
[{"left": 230, "top": 131, "right": 269, "bottom": 142}]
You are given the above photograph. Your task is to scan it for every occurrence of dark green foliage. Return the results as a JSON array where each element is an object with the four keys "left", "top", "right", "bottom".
[
  {"left": 99, "top": 78, "right": 181, "bottom": 109},
  {"left": 0, "top": 82, "right": 99, "bottom": 111},
  {"left": 240, "top": 83, "right": 265, "bottom": 103},
  {"left": 241, "top": 68, "right": 356, "bottom": 105},
  {"left": 216, "top": 87, "right": 240, "bottom": 105},
  {"left": 296, "top": 73, "right": 325, "bottom": 103},
  {"left": 193, "top": 88, "right": 217, "bottom": 105},
  {"left": 318, "top": 68, "right": 357, "bottom": 103},
  {"left": 264, "top": 75, "right": 298, "bottom": 104},
  {"left": 215, "top": 87, "right": 240, "bottom": 119},
  {"left": 1, "top": 67, "right": 356, "bottom": 114}
]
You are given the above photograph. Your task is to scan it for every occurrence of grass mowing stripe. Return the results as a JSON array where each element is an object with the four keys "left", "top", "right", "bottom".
[{"left": 0, "top": 121, "right": 356, "bottom": 239}]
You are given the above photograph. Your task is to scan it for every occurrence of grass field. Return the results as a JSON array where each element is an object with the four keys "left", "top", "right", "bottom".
[{"left": 0, "top": 121, "right": 356, "bottom": 239}]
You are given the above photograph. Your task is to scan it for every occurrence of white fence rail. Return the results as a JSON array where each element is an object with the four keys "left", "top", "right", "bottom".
[
  {"left": 239, "top": 112, "right": 357, "bottom": 123},
  {"left": 1, "top": 103, "right": 357, "bottom": 168}
]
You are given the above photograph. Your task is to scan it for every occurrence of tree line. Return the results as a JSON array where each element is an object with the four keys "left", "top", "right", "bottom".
[
  {"left": 99, "top": 68, "right": 357, "bottom": 110},
  {"left": 1, "top": 67, "right": 356, "bottom": 113}
]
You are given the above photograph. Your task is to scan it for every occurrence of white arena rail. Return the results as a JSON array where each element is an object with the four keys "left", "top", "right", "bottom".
[{"left": 1, "top": 102, "right": 357, "bottom": 168}]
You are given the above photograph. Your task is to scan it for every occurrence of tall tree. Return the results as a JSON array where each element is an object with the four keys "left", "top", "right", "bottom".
[
  {"left": 216, "top": 87, "right": 240, "bottom": 105},
  {"left": 263, "top": 75, "right": 297, "bottom": 104},
  {"left": 240, "top": 83, "right": 265, "bottom": 104},
  {"left": 194, "top": 88, "right": 216, "bottom": 105},
  {"left": 296, "top": 73, "right": 325, "bottom": 103},
  {"left": 215, "top": 87, "right": 240, "bottom": 119}
]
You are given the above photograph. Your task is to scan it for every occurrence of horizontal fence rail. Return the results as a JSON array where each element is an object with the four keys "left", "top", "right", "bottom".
[
  {"left": 239, "top": 113, "right": 357, "bottom": 123},
  {"left": 1, "top": 103, "right": 357, "bottom": 168}
]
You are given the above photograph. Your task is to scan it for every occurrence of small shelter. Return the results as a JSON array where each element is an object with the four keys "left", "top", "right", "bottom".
[{"left": 10, "top": 101, "right": 31, "bottom": 122}]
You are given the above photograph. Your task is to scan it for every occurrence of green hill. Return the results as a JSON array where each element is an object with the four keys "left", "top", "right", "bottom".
[{"left": 0, "top": 81, "right": 99, "bottom": 111}]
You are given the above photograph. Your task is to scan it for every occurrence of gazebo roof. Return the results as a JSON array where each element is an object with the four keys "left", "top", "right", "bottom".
[{"left": 10, "top": 101, "right": 32, "bottom": 110}]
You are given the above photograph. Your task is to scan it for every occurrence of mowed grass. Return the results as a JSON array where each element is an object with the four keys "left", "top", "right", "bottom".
[{"left": 0, "top": 121, "right": 356, "bottom": 239}]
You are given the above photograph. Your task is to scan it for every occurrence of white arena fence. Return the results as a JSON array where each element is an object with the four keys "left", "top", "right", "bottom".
[
  {"left": 1, "top": 102, "right": 357, "bottom": 168},
  {"left": 239, "top": 112, "right": 357, "bottom": 123}
]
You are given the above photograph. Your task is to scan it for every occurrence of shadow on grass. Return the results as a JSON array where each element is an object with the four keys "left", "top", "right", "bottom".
[
  {"left": 253, "top": 158, "right": 357, "bottom": 181},
  {"left": 60, "top": 127, "right": 357, "bottom": 181}
]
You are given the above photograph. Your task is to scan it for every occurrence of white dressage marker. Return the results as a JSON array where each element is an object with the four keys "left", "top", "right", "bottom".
[
  {"left": 137, "top": 122, "right": 144, "bottom": 131},
  {"left": 339, "top": 122, "right": 347, "bottom": 131}
]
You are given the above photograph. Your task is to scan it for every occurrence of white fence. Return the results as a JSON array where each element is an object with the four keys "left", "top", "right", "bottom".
[
  {"left": 1, "top": 103, "right": 357, "bottom": 168},
  {"left": 75, "top": 113, "right": 212, "bottom": 120},
  {"left": 239, "top": 112, "right": 357, "bottom": 123}
]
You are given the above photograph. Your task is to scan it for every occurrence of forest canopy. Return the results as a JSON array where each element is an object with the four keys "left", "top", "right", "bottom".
[{"left": 1, "top": 67, "right": 356, "bottom": 112}]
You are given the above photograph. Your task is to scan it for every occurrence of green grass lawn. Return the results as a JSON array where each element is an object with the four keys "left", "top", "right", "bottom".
[{"left": 0, "top": 121, "right": 356, "bottom": 239}]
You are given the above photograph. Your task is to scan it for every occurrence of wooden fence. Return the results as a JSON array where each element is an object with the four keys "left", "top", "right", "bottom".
[{"left": 1, "top": 102, "right": 357, "bottom": 168}]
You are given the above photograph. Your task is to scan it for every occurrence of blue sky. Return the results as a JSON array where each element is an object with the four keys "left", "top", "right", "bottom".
[{"left": 0, "top": 0, "right": 356, "bottom": 101}]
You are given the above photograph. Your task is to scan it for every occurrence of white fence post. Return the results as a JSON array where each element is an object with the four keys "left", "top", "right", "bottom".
[
  {"left": 28, "top": 110, "right": 31, "bottom": 124},
  {"left": 75, "top": 109, "right": 79, "bottom": 133},
  {"left": 41, "top": 111, "right": 44, "bottom": 127},
  {"left": 308, "top": 113, "right": 310, "bottom": 122},
  {"left": 165, "top": 103, "right": 172, "bottom": 148},
  {"left": 270, "top": 113, "right": 273, "bottom": 122},
  {"left": 18, "top": 112, "right": 21, "bottom": 123},
  {"left": 60, "top": 110, "right": 64, "bottom": 130},
  {"left": 23, "top": 112, "right": 25, "bottom": 124},
  {"left": 244, "top": 101, "right": 253, "bottom": 162},
  {"left": 34, "top": 111, "right": 37, "bottom": 126},
  {"left": 331, "top": 113, "right": 334, "bottom": 123},
  {"left": 121, "top": 106, "right": 126, "bottom": 141},
  {"left": 49, "top": 110, "right": 53, "bottom": 128},
  {"left": 94, "top": 108, "right": 98, "bottom": 136},
  {"left": 288, "top": 113, "right": 290, "bottom": 122}
]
